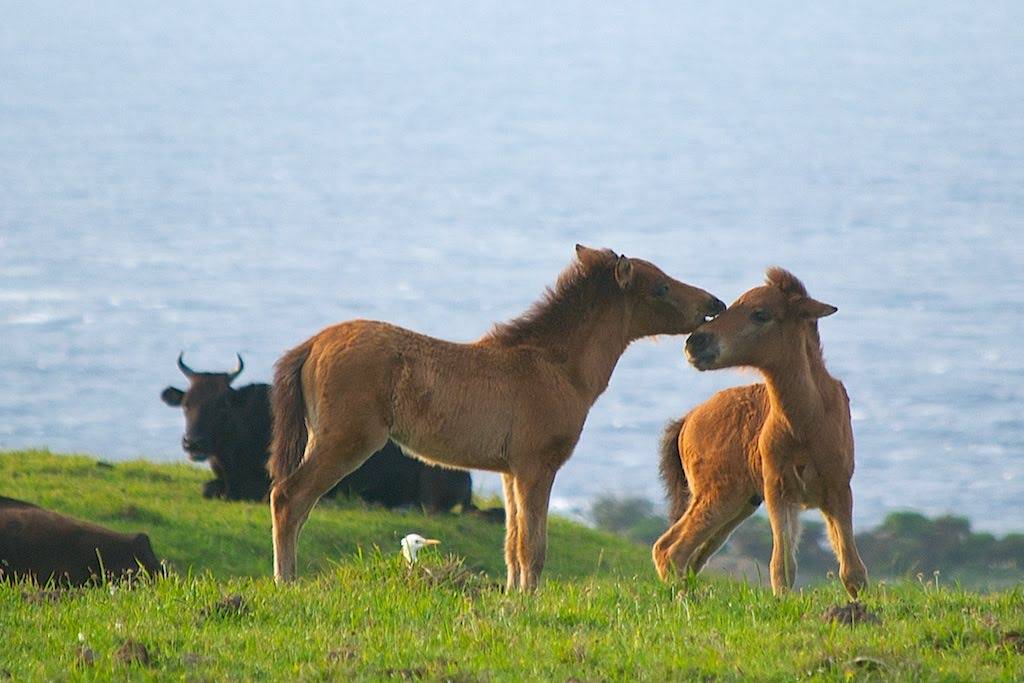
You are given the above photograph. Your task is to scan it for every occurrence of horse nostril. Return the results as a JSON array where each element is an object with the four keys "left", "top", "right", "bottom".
[
  {"left": 710, "top": 298, "right": 727, "bottom": 314},
  {"left": 688, "top": 332, "right": 713, "bottom": 354}
]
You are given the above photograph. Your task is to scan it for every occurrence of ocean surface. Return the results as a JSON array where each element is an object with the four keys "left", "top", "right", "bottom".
[{"left": 2, "top": 2, "right": 1022, "bottom": 532}]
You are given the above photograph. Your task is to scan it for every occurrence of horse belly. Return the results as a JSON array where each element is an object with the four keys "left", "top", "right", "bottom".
[
  {"left": 390, "top": 427, "right": 509, "bottom": 473},
  {"left": 389, "top": 382, "right": 513, "bottom": 472}
]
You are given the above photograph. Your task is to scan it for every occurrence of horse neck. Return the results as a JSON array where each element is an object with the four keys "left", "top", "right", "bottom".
[
  {"left": 565, "top": 304, "right": 634, "bottom": 402},
  {"left": 760, "top": 335, "right": 833, "bottom": 438},
  {"left": 483, "top": 281, "right": 634, "bottom": 403}
]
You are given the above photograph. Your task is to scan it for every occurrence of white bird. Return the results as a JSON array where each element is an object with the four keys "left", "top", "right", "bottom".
[{"left": 401, "top": 533, "right": 440, "bottom": 565}]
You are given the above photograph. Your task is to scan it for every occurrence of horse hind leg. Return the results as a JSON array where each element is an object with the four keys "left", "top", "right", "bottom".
[
  {"left": 652, "top": 495, "right": 739, "bottom": 581},
  {"left": 688, "top": 499, "right": 758, "bottom": 574},
  {"left": 271, "top": 422, "right": 388, "bottom": 582}
]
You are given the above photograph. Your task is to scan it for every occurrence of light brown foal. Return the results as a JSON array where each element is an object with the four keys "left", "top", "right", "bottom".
[
  {"left": 653, "top": 268, "right": 868, "bottom": 598},
  {"left": 269, "top": 245, "right": 725, "bottom": 590}
]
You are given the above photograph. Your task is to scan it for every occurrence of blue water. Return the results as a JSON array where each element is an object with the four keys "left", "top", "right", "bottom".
[{"left": 2, "top": 2, "right": 1022, "bottom": 532}]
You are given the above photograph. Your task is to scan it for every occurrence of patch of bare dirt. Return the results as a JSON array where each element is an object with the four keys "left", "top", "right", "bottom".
[
  {"left": 113, "top": 640, "right": 151, "bottom": 667},
  {"left": 200, "top": 593, "right": 248, "bottom": 618},
  {"left": 999, "top": 630, "right": 1024, "bottom": 653},
  {"left": 822, "top": 601, "right": 881, "bottom": 625}
]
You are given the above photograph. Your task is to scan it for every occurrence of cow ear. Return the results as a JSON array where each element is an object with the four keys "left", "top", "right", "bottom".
[{"left": 161, "top": 387, "right": 184, "bottom": 406}]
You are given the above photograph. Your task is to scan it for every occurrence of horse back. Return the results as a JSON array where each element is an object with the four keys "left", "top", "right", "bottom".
[
  {"left": 680, "top": 384, "right": 769, "bottom": 495},
  {"left": 304, "top": 320, "right": 581, "bottom": 473}
]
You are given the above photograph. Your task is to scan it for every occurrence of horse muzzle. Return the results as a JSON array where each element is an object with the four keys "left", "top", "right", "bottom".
[
  {"left": 685, "top": 331, "right": 721, "bottom": 370},
  {"left": 706, "top": 297, "right": 727, "bottom": 319}
]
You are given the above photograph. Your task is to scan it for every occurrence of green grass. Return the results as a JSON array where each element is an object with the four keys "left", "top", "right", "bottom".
[
  {"left": 2, "top": 450, "right": 1023, "bottom": 681},
  {"left": 0, "top": 450, "right": 644, "bottom": 580}
]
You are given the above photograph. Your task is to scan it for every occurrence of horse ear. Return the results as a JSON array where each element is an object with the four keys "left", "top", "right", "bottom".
[
  {"left": 575, "top": 244, "right": 598, "bottom": 262},
  {"left": 614, "top": 255, "right": 634, "bottom": 290},
  {"left": 793, "top": 296, "right": 837, "bottom": 319}
]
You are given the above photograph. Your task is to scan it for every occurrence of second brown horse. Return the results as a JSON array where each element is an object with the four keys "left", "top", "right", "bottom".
[
  {"left": 269, "top": 245, "right": 725, "bottom": 590},
  {"left": 653, "top": 268, "right": 868, "bottom": 598}
]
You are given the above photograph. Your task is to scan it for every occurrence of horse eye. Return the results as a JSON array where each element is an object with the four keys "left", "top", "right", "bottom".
[
  {"left": 653, "top": 283, "right": 670, "bottom": 298},
  {"left": 751, "top": 309, "right": 773, "bottom": 324}
]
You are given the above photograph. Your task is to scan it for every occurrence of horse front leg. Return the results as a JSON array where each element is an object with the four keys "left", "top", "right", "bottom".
[
  {"left": 821, "top": 484, "right": 868, "bottom": 599},
  {"left": 500, "top": 473, "right": 521, "bottom": 591},
  {"left": 764, "top": 476, "right": 799, "bottom": 596},
  {"left": 513, "top": 468, "right": 556, "bottom": 592}
]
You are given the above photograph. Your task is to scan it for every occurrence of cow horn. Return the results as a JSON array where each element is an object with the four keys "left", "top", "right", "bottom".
[
  {"left": 177, "top": 352, "right": 196, "bottom": 378},
  {"left": 227, "top": 353, "right": 244, "bottom": 383}
]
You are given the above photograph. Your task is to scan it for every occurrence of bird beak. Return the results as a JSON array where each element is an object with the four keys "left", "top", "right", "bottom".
[{"left": 424, "top": 539, "right": 441, "bottom": 546}]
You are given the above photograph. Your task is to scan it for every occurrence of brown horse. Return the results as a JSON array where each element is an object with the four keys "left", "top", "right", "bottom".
[
  {"left": 652, "top": 268, "right": 868, "bottom": 598},
  {"left": 269, "top": 245, "right": 726, "bottom": 589}
]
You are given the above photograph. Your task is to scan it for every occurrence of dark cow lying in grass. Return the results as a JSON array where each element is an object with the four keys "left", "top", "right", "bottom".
[
  {"left": 0, "top": 496, "right": 163, "bottom": 586},
  {"left": 162, "top": 354, "right": 492, "bottom": 516},
  {"left": 329, "top": 440, "right": 475, "bottom": 512}
]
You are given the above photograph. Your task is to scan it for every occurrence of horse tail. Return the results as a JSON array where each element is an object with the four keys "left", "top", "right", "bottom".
[
  {"left": 268, "top": 339, "right": 313, "bottom": 484},
  {"left": 658, "top": 416, "right": 690, "bottom": 524}
]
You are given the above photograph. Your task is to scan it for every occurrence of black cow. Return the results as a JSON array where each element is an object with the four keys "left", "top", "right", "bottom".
[
  {"left": 331, "top": 440, "right": 474, "bottom": 512},
  {"left": 161, "top": 354, "right": 489, "bottom": 515},
  {"left": 161, "top": 354, "right": 271, "bottom": 501},
  {"left": 0, "top": 496, "right": 163, "bottom": 586}
]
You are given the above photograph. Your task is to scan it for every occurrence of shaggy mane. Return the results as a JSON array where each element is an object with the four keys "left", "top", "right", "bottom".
[
  {"left": 484, "top": 249, "right": 620, "bottom": 347},
  {"left": 765, "top": 266, "right": 826, "bottom": 360},
  {"left": 765, "top": 266, "right": 808, "bottom": 298}
]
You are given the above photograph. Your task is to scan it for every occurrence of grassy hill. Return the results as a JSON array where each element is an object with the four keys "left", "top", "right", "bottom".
[
  {"left": 0, "top": 450, "right": 646, "bottom": 580},
  {"left": 2, "top": 450, "right": 1023, "bottom": 680}
]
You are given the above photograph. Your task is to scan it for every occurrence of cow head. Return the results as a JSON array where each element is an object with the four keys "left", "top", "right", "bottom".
[{"left": 161, "top": 353, "right": 244, "bottom": 462}]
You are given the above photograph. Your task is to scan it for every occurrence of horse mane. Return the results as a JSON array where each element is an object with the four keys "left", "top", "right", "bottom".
[
  {"left": 765, "top": 266, "right": 825, "bottom": 360},
  {"left": 484, "top": 249, "right": 620, "bottom": 347},
  {"left": 765, "top": 266, "right": 808, "bottom": 298}
]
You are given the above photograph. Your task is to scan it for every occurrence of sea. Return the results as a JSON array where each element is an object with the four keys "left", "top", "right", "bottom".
[{"left": 2, "top": 1, "right": 1022, "bottom": 532}]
